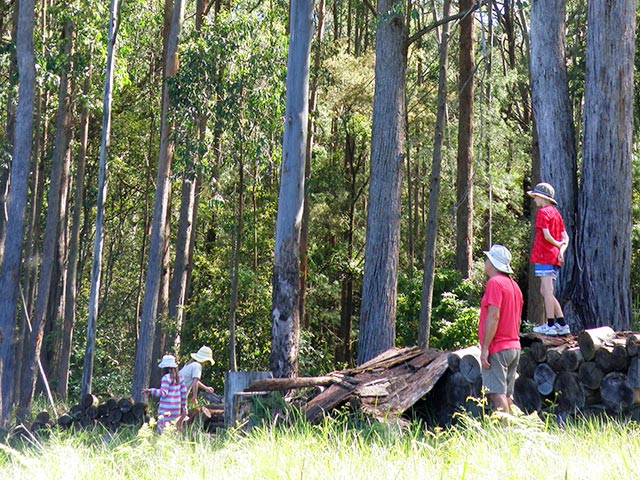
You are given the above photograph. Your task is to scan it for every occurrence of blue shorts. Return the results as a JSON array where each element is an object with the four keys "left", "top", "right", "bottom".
[{"left": 534, "top": 264, "right": 559, "bottom": 279}]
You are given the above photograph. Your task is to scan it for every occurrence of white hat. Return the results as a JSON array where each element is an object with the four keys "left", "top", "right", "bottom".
[
  {"left": 484, "top": 244, "right": 514, "bottom": 274},
  {"left": 191, "top": 346, "right": 214, "bottom": 364},
  {"left": 158, "top": 354, "right": 178, "bottom": 368}
]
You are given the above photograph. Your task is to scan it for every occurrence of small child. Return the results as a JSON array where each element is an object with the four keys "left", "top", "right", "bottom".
[
  {"left": 179, "top": 346, "right": 215, "bottom": 407},
  {"left": 143, "top": 354, "right": 187, "bottom": 433},
  {"left": 527, "top": 182, "right": 570, "bottom": 336}
]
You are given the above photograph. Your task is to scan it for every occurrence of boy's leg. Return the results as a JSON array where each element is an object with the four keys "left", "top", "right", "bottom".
[{"left": 539, "top": 276, "right": 557, "bottom": 320}]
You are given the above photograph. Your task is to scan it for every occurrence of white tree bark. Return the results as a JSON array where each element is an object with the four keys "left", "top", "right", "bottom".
[
  {"left": 270, "top": 0, "right": 313, "bottom": 378},
  {"left": 82, "top": 0, "right": 122, "bottom": 396}
]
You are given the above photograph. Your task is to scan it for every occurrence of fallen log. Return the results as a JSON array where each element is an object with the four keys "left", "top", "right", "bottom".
[
  {"left": 513, "top": 376, "right": 541, "bottom": 413},
  {"left": 560, "top": 347, "right": 583, "bottom": 372},
  {"left": 611, "top": 344, "right": 630, "bottom": 372},
  {"left": 595, "top": 346, "right": 615, "bottom": 373},
  {"left": 578, "top": 326, "right": 616, "bottom": 361},
  {"left": 245, "top": 375, "right": 358, "bottom": 392},
  {"left": 447, "top": 345, "right": 480, "bottom": 372},
  {"left": 578, "top": 361, "right": 604, "bottom": 390},
  {"left": 546, "top": 345, "right": 568, "bottom": 373},
  {"left": 554, "top": 371, "right": 585, "bottom": 412},
  {"left": 517, "top": 350, "right": 537, "bottom": 378},
  {"left": 534, "top": 363, "right": 556, "bottom": 396},
  {"left": 627, "top": 357, "right": 640, "bottom": 388},
  {"left": 626, "top": 333, "right": 640, "bottom": 357},
  {"left": 600, "top": 372, "right": 635, "bottom": 412},
  {"left": 529, "top": 341, "right": 548, "bottom": 363}
]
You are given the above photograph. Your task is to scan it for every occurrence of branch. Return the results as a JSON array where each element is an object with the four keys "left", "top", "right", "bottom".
[{"left": 406, "top": 0, "right": 488, "bottom": 47}]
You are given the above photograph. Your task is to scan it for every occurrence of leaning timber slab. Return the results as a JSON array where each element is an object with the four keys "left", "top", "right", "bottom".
[{"left": 303, "top": 347, "right": 449, "bottom": 422}]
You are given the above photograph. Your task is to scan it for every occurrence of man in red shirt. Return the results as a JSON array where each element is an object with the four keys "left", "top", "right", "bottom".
[
  {"left": 479, "top": 244, "right": 523, "bottom": 414},
  {"left": 528, "top": 182, "right": 570, "bottom": 336}
]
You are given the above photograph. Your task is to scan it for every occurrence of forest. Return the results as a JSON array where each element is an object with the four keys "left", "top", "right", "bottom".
[{"left": 0, "top": 0, "right": 638, "bottom": 426}]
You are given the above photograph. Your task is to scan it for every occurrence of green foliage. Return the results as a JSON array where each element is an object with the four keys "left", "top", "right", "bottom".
[{"left": 396, "top": 268, "right": 482, "bottom": 350}]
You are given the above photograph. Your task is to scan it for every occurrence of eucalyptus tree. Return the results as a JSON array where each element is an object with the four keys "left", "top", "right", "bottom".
[
  {"left": 19, "top": 9, "right": 74, "bottom": 416},
  {"left": 132, "top": 0, "right": 186, "bottom": 401},
  {"left": 529, "top": 0, "right": 577, "bottom": 324},
  {"left": 358, "top": 1, "right": 485, "bottom": 364},
  {"left": 81, "top": 0, "right": 122, "bottom": 396},
  {"left": 418, "top": 0, "right": 451, "bottom": 349},
  {"left": 270, "top": 0, "right": 314, "bottom": 378},
  {"left": 0, "top": 0, "right": 36, "bottom": 425},
  {"left": 573, "top": 0, "right": 636, "bottom": 331},
  {"left": 455, "top": 0, "right": 474, "bottom": 279},
  {"left": 356, "top": 0, "right": 407, "bottom": 366}
]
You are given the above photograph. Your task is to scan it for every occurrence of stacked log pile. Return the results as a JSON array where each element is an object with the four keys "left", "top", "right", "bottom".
[
  {"left": 28, "top": 393, "right": 225, "bottom": 436},
  {"left": 28, "top": 394, "right": 149, "bottom": 435},
  {"left": 515, "top": 326, "right": 640, "bottom": 418}
]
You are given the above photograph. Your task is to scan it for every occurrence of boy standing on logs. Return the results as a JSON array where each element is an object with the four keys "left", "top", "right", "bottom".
[
  {"left": 479, "top": 244, "right": 523, "bottom": 414},
  {"left": 528, "top": 182, "right": 570, "bottom": 336}
]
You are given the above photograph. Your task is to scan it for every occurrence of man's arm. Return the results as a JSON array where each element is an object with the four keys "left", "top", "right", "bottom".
[{"left": 480, "top": 305, "right": 500, "bottom": 369}]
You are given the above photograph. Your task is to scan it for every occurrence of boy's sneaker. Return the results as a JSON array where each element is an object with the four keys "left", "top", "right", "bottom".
[
  {"left": 532, "top": 323, "right": 558, "bottom": 336},
  {"left": 554, "top": 323, "right": 570, "bottom": 335}
]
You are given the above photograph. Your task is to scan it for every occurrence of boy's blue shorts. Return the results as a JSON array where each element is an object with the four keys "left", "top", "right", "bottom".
[{"left": 534, "top": 263, "right": 559, "bottom": 279}]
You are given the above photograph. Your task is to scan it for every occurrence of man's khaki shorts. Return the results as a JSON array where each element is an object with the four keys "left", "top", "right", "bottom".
[{"left": 482, "top": 348, "right": 520, "bottom": 395}]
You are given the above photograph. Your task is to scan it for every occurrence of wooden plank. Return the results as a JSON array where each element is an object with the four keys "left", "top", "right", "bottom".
[{"left": 303, "top": 382, "right": 356, "bottom": 423}]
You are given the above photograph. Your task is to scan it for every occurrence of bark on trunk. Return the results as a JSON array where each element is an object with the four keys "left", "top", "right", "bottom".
[
  {"left": 454, "top": 0, "right": 474, "bottom": 279},
  {"left": 418, "top": 0, "right": 450, "bottom": 349},
  {"left": 269, "top": 0, "right": 313, "bottom": 378},
  {"left": 357, "top": 0, "right": 406, "bottom": 365},
  {"left": 573, "top": 0, "right": 635, "bottom": 331},
  {"left": 0, "top": 0, "right": 36, "bottom": 425}
]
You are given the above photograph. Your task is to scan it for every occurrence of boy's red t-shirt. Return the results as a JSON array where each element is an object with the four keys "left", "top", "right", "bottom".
[
  {"left": 478, "top": 274, "right": 523, "bottom": 355},
  {"left": 530, "top": 204, "right": 565, "bottom": 266}
]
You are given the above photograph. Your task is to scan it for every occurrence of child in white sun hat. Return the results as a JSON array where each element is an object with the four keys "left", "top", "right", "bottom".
[
  {"left": 179, "top": 346, "right": 215, "bottom": 407},
  {"left": 142, "top": 354, "right": 187, "bottom": 433}
]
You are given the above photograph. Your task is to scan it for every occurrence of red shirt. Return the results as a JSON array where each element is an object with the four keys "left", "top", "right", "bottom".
[
  {"left": 530, "top": 205, "right": 566, "bottom": 265},
  {"left": 478, "top": 274, "right": 523, "bottom": 355}
]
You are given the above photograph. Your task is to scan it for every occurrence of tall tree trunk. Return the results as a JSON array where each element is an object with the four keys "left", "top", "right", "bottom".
[
  {"left": 132, "top": 0, "right": 185, "bottom": 399},
  {"left": 58, "top": 58, "right": 91, "bottom": 398},
  {"left": 270, "top": 0, "right": 313, "bottom": 378},
  {"left": 229, "top": 156, "right": 243, "bottom": 372},
  {"left": 165, "top": 0, "right": 209, "bottom": 357},
  {"left": 418, "top": 0, "right": 450, "bottom": 349},
  {"left": 529, "top": 0, "right": 577, "bottom": 311},
  {"left": 0, "top": 0, "right": 35, "bottom": 426},
  {"left": 455, "top": 0, "right": 474, "bottom": 279},
  {"left": 299, "top": 0, "right": 325, "bottom": 330},
  {"left": 357, "top": 0, "right": 406, "bottom": 365},
  {"left": 0, "top": 3, "right": 21, "bottom": 258},
  {"left": 573, "top": 0, "right": 636, "bottom": 331},
  {"left": 82, "top": 0, "right": 121, "bottom": 395},
  {"left": 18, "top": 13, "right": 73, "bottom": 416}
]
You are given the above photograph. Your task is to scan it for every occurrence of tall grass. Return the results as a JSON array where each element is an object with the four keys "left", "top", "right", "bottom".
[{"left": 1, "top": 410, "right": 639, "bottom": 479}]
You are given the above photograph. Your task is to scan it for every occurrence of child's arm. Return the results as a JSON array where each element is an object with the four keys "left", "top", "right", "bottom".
[{"left": 147, "top": 375, "right": 170, "bottom": 398}]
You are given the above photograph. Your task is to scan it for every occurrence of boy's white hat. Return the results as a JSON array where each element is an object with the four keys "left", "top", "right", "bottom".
[
  {"left": 158, "top": 354, "right": 178, "bottom": 368},
  {"left": 484, "top": 244, "right": 514, "bottom": 274},
  {"left": 527, "top": 182, "right": 557, "bottom": 205},
  {"left": 191, "top": 346, "right": 214, "bottom": 364}
]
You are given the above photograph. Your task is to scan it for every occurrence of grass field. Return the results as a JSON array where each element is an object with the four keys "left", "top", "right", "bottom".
[{"left": 1, "top": 409, "right": 639, "bottom": 479}]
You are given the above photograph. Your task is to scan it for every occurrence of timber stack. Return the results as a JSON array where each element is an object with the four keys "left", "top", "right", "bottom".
[
  {"left": 26, "top": 393, "right": 224, "bottom": 436},
  {"left": 515, "top": 326, "right": 640, "bottom": 419}
]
